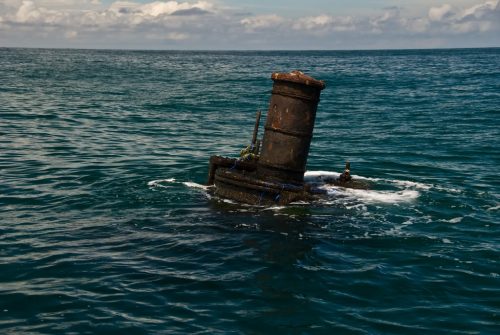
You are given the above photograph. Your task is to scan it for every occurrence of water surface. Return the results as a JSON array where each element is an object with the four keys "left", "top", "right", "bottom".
[{"left": 0, "top": 48, "right": 499, "bottom": 334}]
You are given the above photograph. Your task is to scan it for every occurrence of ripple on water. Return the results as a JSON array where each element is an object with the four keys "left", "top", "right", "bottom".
[{"left": 0, "top": 48, "right": 499, "bottom": 334}]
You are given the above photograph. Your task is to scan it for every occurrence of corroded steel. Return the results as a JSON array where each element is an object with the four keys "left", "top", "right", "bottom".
[
  {"left": 251, "top": 110, "right": 262, "bottom": 146},
  {"left": 257, "top": 71, "right": 326, "bottom": 185},
  {"left": 208, "top": 71, "right": 326, "bottom": 206},
  {"left": 214, "top": 168, "right": 308, "bottom": 206},
  {"left": 207, "top": 156, "right": 256, "bottom": 185}
]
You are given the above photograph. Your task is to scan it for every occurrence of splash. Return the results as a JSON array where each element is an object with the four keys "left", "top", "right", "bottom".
[
  {"left": 306, "top": 170, "right": 422, "bottom": 204},
  {"left": 147, "top": 178, "right": 176, "bottom": 188},
  {"left": 183, "top": 182, "right": 210, "bottom": 190},
  {"left": 149, "top": 171, "right": 426, "bottom": 206},
  {"left": 342, "top": 188, "right": 419, "bottom": 204}
]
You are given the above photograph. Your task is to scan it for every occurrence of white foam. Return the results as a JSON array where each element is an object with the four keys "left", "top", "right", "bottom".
[
  {"left": 434, "top": 185, "right": 462, "bottom": 194},
  {"left": 183, "top": 182, "right": 210, "bottom": 190},
  {"left": 442, "top": 217, "right": 463, "bottom": 224},
  {"left": 303, "top": 170, "right": 467, "bottom": 206},
  {"left": 391, "top": 180, "right": 432, "bottom": 190},
  {"left": 317, "top": 182, "right": 419, "bottom": 204},
  {"left": 306, "top": 170, "right": 439, "bottom": 192},
  {"left": 487, "top": 204, "right": 499, "bottom": 211},
  {"left": 344, "top": 188, "right": 419, "bottom": 204},
  {"left": 263, "top": 206, "right": 287, "bottom": 211},
  {"left": 289, "top": 200, "right": 310, "bottom": 205},
  {"left": 146, "top": 170, "right": 434, "bottom": 207},
  {"left": 401, "top": 218, "right": 415, "bottom": 225},
  {"left": 147, "top": 178, "right": 176, "bottom": 188},
  {"left": 304, "top": 170, "right": 340, "bottom": 179},
  {"left": 304, "top": 170, "right": 378, "bottom": 182},
  {"left": 345, "top": 203, "right": 368, "bottom": 211}
]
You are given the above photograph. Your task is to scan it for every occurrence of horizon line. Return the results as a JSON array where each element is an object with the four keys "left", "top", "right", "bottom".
[{"left": 1, "top": 46, "right": 499, "bottom": 53}]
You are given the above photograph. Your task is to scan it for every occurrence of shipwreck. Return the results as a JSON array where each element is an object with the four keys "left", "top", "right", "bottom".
[{"left": 207, "top": 70, "right": 354, "bottom": 206}]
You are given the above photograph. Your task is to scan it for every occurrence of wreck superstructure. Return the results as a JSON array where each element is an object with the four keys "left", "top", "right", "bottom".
[{"left": 207, "top": 71, "right": 326, "bottom": 205}]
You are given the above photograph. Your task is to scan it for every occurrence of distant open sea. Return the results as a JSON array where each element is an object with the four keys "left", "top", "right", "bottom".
[{"left": 0, "top": 48, "right": 499, "bottom": 334}]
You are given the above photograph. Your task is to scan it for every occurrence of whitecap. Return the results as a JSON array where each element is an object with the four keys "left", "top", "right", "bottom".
[
  {"left": 306, "top": 170, "right": 462, "bottom": 196},
  {"left": 442, "top": 217, "right": 463, "bottom": 224},
  {"left": 289, "top": 200, "right": 311, "bottom": 205},
  {"left": 328, "top": 186, "right": 419, "bottom": 204},
  {"left": 262, "top": 206, "right": 287, "bottom": 211},
  {"left": 304, "top": 170, "right": 429, "bottom": 205},
  {"left": 434, "top": 185, "right": 462, "bottom": 194},
  {"left": 486, "top": 204, "right": 499, "bottom": 211},
  {"left": 304, "top": 170, "right": 379, "bottom": 182},
  {"left": 183, "top": 182, "right": 210, "bottom": 190},
  {"left": 390, "top": 179, "right": 432, "bottom": 190},
  {"left": 147, "top": 178, "right": 176, "bottom": 188},
  {"left": 304, "top": 170, "right": 340, "bottom": 179}
]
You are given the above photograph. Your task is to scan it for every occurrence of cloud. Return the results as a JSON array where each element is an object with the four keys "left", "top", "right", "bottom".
[
  {"left": 165, "top": 32, "right": 189, "bottom": 40},
  {"left": 369, "top": 1, "right": 499, "bottom": 35},
  {"left": 460, "top": 0, "right": 498, "bottom": 19},
  {"left": 171, "top": 7, "right": 211, "bottom": 16},
  {"left": 425, "top": 1, "right": 500, "bottom": 34},
  {"left": 428, "top": 4, "right": 454, "bottom": 22},
  {"left": 292, "top": 15, "right": 332, "bottom": 30},
  {"left": 0, "top": 0, "right": 498, "bottom": 49},
  {"left": 65, "top": 30, "right": 78, "bottom": 39},
  {"left": 291, "top": 15, "right": 356, "bottom": 33},
  {"left": 136, "top": 1, "right": 212, "bottom": 17},
  {"left": 107, "top": 1, "right": 212, "bottom": 16},
  {"left": 240, "top": 14, "right": 284, "bottom": 30}
]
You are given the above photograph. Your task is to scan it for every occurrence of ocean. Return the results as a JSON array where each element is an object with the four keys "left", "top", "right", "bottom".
[{"left": 0, "top": 48, "right": 499, "bottom": 334}]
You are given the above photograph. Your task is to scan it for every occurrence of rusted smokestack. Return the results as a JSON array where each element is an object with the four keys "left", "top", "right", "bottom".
[
  {"left": 257, "top": 71, "right": 326, "bottom": 185},
  {"left": 208, "top": 70, "right": 326, "bottom": 205}
]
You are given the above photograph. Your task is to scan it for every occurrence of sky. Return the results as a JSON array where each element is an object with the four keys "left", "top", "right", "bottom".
[{"left": 0, "top": 0, "right": 499, "bottom": 50}]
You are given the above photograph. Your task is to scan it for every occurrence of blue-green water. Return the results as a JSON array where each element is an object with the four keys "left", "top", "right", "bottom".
[{"left": 1, "top": 48, "right": 499, "bottom": 334}]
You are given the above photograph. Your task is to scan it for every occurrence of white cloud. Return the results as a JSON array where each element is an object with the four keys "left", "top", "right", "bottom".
[
  {"left": 460, "top": 0, "right": 498, "bottom": 19},
  {"left": 429, "top": 4, "right": 454, "bottom": 22},
  {"left": 0, "top": 0, "right": 498, "bottom": 49},
  {"left": 370, "top": 1, "right": 499, "bottom": 35},
  {"left": 240, "top": 14, "right": 284, "bottom": 30},
  {"left": 14, "top": 0, "right": 66, "bottom": 24},
  {"left": 165, "top": 31, "right": 189, "bottom": 40},
  {"left": 293, "top": 15, "right": 332, "bottom": 30},
  {"left": 108, "top": 0, "right": 213, "bottom": 16},
  {"left": 140, "top": 1, "right": 212, "bottom": 16},
  {"left": 290, "top": 15, "right": 356, "bottom": 33}
]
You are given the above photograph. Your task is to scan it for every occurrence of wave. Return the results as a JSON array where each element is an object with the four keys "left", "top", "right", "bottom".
[
  {"left": 147, "top": 178, "right": 176, "bottom": 188},
  {"left": 182, "top": 182, "right": 211, "bottom": 190},
  {"left": 148, "top": 170, "right": 438, "bottom": 206},
  {"left": 306, "top": 170, "right": 422, "bottom": 204},
  {"left": 486, "top": 204, "right": 499, "bottom": 211},
  {"left": 335, "top": 187, "right": 419, "bottom": 204},
  {"left": 148, "top": 178, "right": 211, "bottom": 191}
]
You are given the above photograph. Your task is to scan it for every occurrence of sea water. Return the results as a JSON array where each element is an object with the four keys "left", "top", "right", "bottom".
[{"left": 0, "top": 48, "right": 499, "bottom": 334}]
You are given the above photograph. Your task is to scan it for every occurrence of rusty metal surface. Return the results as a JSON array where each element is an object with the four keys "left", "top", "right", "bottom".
[
  {"left": 271, "top": 71, "right": 326, "bottom": 90},
  {"left": 257, "top": 71, "right": 325, "bottom": 185},
  {"left": 207, "top": 71, "right": 326, "bottom": 205},
  {"left": 214, "top": 168, "right": 308, "bottom": 205},
  {"left": 207, "top": 155, "right": 256, "bottom": 185}
]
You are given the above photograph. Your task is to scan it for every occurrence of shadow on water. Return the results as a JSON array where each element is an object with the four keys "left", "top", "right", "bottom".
[{"left": 204, "top": 201, "right": 342, "bottom": 332}]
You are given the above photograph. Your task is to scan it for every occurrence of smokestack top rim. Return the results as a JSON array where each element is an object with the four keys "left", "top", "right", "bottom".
[{"left": 271, "top": 70, "right": 326, "bottom": 90}]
